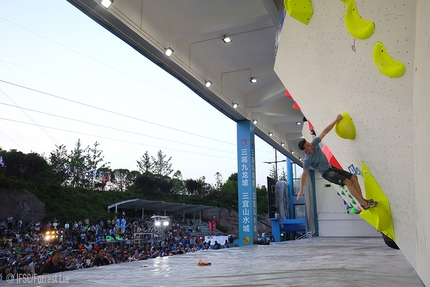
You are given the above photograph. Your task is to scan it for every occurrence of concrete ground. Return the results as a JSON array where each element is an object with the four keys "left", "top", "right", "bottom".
[{"left": 2, "top": 237, "right": 424, "bottom": 287}]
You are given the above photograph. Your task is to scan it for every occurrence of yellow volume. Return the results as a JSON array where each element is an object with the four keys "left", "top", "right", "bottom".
[
  {"left": 344, "top": 0, "right": 375, "bottom": 40},
  {"left": 373, "top": 41, "right": 406, "bottom": 78}
]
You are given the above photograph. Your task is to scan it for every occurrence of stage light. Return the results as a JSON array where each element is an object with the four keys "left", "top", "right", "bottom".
[
  {"left": 165, "top": 47, "right": 174, "bottom": 57},
  {"left": 222, "top": 36, "right": 232, "bottom": 43},
  {"left": 101, "top": 0, "right": 113, "bottom": 9}
]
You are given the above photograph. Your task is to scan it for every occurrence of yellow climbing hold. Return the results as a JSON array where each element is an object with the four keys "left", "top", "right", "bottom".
[
  {"left": 359, "top": 162, "right": 395, "bottom": 242},
  {"left": 373, "top": 41, "right": 406, "bottom": 78},
  {"left": 335, "top": 112, "right": 356, "bottom": 140},
  {"left": 344, "top": 0, "right": 375, "bottom": 40},
  {"left": 284, "top": 0, "right": 313, "bottom": 25}
]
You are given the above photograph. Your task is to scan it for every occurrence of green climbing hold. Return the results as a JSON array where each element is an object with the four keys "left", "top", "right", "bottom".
[{"left": 350, "top": 207, "right": 360, "bottom": 214}]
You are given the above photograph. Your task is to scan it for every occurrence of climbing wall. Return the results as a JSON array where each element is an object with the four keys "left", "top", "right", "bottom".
[{"left": 274, "top": 1, "right": 429, "bottom": 286}]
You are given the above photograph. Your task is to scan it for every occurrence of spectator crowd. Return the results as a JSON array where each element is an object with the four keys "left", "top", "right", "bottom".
[{"left": 0, "top": 212, "right": 235, "bottom": 280}]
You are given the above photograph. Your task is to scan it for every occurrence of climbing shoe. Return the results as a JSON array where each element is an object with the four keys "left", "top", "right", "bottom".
[{"left": 361, "top": 199, "right": 378, "bottom": 210}]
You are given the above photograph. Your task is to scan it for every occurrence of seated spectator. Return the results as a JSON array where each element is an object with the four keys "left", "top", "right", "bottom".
[
  {"left": 92, "top": 249, "right": 110, "bottom": 267},
  {"left": 40, "top": 251, "right": 66, "bottom": 274}
]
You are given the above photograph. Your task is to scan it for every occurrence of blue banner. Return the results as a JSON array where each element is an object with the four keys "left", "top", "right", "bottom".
[{"left": 237, "top": 121, "right": 257, "bottom": 246}]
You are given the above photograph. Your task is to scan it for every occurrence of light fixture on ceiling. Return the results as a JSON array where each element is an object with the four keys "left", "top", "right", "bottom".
[
  {"left": 205, "top": 80, "right": 212, "bottom": 88},
  {"left": 269, "top": 132, "right": 273, "bottom": 137},
  {"left": 253, "top": 119, "right": 258, "bottom": 124},
  {"left": 296, "top": 121, "right": 301, "bottom": 125},
  {"left": 232, "top": 103, "right": 238, "bottom": 109},
  {"left": 299, "top": 157, "right": 303, "bottom": 161},
  {"left": 291, "top": 150, "right": 295, "bottom": 154},
  {"left": 281, "top": 142, "right": 285, "bottom": 147},
  {"left": 101, "top": 0, "right": 113, "bottom": 8},
  {"left": 250, "top": 77, "right": 258, "bottom": 83},
  {"left": 164, "top": 47, "right": 174, "bottom": 57},
  {"left": 222, "top": 36, "right": 232, "bottom": 43}
]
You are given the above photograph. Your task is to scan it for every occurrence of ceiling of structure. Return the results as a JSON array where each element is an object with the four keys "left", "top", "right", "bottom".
[{"left": 67, "top": 0, "right": 307, "bottom": 164}]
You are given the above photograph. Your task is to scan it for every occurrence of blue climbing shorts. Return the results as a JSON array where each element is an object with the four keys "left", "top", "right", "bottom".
[{"left": 322, "top": 166, "right": 353, "bottom": 186}]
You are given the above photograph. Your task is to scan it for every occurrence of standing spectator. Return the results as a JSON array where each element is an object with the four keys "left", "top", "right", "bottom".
[
  {"left": 7, "top": 215, "right": 13, "bottom": 231},
  {"left": 64, "top": 222, "right": 70, "bottom": 235},
  {"left": 15, "top": 218, "right": 22, "bottom": 232}
]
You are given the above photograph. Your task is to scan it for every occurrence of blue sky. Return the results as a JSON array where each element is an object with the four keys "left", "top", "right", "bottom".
[{"left": 0, "top": 0, "right": 282, "bottom": 186}]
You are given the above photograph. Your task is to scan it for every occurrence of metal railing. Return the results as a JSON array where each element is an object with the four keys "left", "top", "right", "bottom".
[{"left": 296, "top": 231, "right": 313, "bottom": 240}]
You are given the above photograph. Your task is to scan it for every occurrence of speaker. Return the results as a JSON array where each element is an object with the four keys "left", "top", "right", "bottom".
[{"left": 267, "top": 177, "right": 278, "bottom": 218}]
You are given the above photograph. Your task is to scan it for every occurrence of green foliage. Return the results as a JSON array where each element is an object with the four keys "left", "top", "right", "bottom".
[
  {"left": 279, "top": 167, "right": 287, "bottom": 181},
  {"left": 136, "top": 151, "right": 152, "bottom": 175},
  {"left": 256, "top": 185, "right": 269, "bottom": 215},
  {"left": 220, "top": 177, "right": 238, "bottom": 210},
  {"left": 269, "top": 164, "right": 278, "bottom": 180},
  {"left": 33, "top": 185, "right": 137, "bottom": 223},
  {"left": 0, "top": 146, "right": 273, "bottom": 225},
  {"left": 136, "top": 150, "right": 173, "bottom": 179},
  {"left": 112, "top": 168, "right": 131, "bottom": 192}
]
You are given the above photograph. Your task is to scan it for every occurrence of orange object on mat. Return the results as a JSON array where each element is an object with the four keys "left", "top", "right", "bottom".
[{"left": 197, "top": 259, "right": 211, "bottom": 266}]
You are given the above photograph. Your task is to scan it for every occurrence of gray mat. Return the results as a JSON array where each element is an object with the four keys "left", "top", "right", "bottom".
[{"left": 1, "top": 237, "right": 424, "bottom": 287}]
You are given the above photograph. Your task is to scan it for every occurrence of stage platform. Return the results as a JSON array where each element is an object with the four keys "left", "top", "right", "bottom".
[{"left": 2, "top": 237, "right": 424, "bottom": 287}]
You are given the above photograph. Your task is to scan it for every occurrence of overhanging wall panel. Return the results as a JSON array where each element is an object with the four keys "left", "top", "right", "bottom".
[
  {"left": 275, "top": 0, "right": 428, "bottom": 285},
  {"left": 413, "top": 0, "right": 430, "bottom": 283}
]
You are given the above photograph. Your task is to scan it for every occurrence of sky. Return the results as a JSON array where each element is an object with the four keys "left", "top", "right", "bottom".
[{"left": 0, "top": 0, "right": 284, "bottom": 186}]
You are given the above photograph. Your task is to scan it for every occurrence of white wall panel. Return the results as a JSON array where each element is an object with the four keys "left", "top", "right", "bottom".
[
  {"left": 315, "top": 176, "right": 379, "bottom": 237},
  {"left": 275, "top": 0, "right": 429, "bottom": 285}
]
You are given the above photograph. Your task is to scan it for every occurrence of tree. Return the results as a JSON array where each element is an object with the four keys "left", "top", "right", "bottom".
[
  {"left": 1, "top": 149, "right": 49, "bottom": 181},
  {"left": 214, "top": 172, "right": 223, "bottom": 191},
  {"left": 127, "top": 170, "right": 141, "bottom": 186},
  {"left": 220, "top": 173, "right": 238, "bottom": 210},
  {"left": 269, "top": 164, "right": 278, "bottom": 180},
  {"left": 49, "top": 144, "right": 69, "bottom": 184},
  {"left": 136, "top": 151, "right": 152, "bottom": 175},
  {"left": 256, "top": 185, "right": 269, "bottom": 215},
  {"left": 68, "top": 139, "right": 88, "bottom": 187},
  {"left": 197, "top": 176, "right": 211, "bottom": 197},
  {"left": 279, "top": 167, "right": 287, "bottom": 181},
  {"left": 151, "top": 150, "right": 173, "bottom": 178},
  {"left": 134, "top": 174, "right": 167, "bottom": 199},
  {"left": 112, "top": 168, "right": 130, "bottom": 192},
  {"left": 85, "top": 141, "right": 110, "bottom": 187},
  {"left": 184, "top": 178, "right": 199, "bottom": 195},
  {"left": 172, "top": 170, "right": 185, "bottom": 194}
]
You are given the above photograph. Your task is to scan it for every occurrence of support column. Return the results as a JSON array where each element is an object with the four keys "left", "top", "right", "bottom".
[
  {"left": 237, "top": 121, "right": 257, "bottom": 246},
  {"left": 287, "top": 158, "right": 295, "bottom": 219},
  {"left": 310, "top": 170, "right": 319, "bottom": 236}
]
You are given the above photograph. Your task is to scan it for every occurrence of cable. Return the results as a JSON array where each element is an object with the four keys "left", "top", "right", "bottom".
[
  {"left": 0, "top": 101, "right": 235, "bottom": 154},
  {"left": 0, "top": 68, "right": 60, "bottom": 146},
  {"left": 0, "top": 117, "right": 237, "bottom": 160},
  {"left": 0, "top": 58, "right": 221, "bottom": 135},
  {"left": 0, "top": 79, "right": 235, "bottom": 145},
  {"left": 0, "top": 129, "right": 25, "bottom": 152},
  {"left": 0, "top": 16, "right": 216, "bottom": 114}
]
